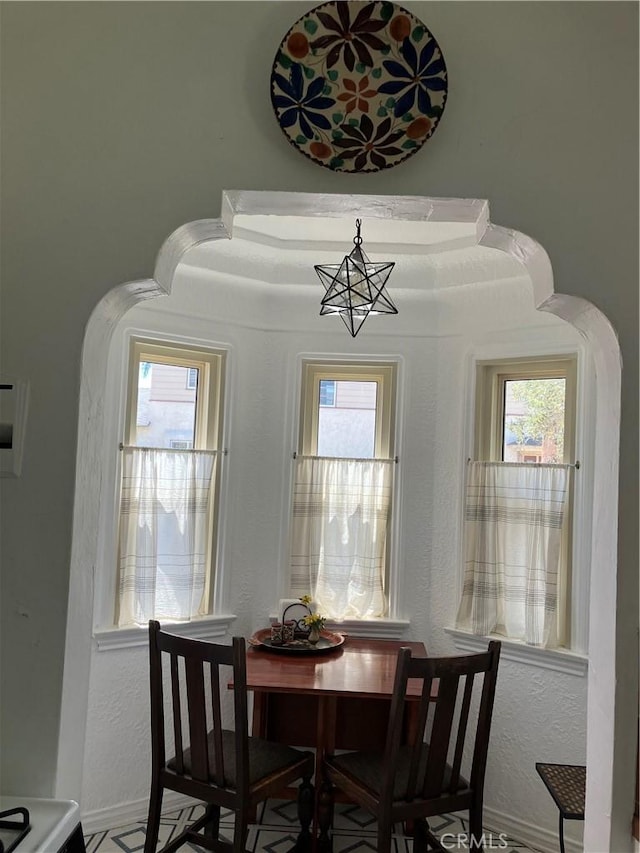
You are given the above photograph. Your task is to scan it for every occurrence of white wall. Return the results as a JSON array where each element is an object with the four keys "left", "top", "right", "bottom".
[{"left": 81, "top": 265, "right": 587, "bottom": 850}]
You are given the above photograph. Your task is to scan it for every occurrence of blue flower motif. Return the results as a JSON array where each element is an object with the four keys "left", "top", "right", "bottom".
[
  {"left": 378, "top": 37, "right": 446, "bottom": 118},
  {"left": 272, "top": 63, "right": 336, "bottom": 139}
]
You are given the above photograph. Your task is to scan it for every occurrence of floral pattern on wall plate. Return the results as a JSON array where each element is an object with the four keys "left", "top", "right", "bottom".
[{"left": 270, "top": 1, "right": 447, "bottom": 173}]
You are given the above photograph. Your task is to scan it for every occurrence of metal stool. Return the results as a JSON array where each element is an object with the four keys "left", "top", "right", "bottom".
[{"left": 536, "top": 762, "right": 586, "bottom": 853}]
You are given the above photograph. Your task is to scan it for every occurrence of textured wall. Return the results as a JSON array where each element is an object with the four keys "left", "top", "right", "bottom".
[{"left": 80, "top": 270, "right": 585, "bottom": 850}]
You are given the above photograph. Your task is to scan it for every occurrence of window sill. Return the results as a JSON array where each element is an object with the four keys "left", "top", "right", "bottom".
[
  {"left": 328, "top": 617, "right": 410, "bottom": 639},
  {"left": 444, "top": 627, "right": 588, "bottom": 676},
  {"left": 269, "top": 614, "right": 410, "bottom": 639},
  {"left": 94, "top": 614, "right": 237, "bottom": 651}
]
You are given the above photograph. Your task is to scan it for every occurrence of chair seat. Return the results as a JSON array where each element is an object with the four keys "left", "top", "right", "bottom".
[
  {"left": 328, "top": 745, "right": 469, "bottom": 801},
  {"left": 168, "top": 729, "right": 308, "bottom": 788}
]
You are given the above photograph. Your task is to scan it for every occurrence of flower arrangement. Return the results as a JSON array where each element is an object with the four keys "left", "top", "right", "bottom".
[
  {"left": 303, "top": 612, "right": 326, "bottom": 631},
  {"left": 299, "top": 595, "right": 326, "bottom": 640}
]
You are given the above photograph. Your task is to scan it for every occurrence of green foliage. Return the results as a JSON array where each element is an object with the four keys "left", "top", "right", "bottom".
[{"left": 508, "top": 379, "right": 566, "bottom": 463}]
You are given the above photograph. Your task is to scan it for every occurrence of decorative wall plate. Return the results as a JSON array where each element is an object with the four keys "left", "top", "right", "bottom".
[{"left": 270, "top": 1, "right": 447, "bottom": 173}]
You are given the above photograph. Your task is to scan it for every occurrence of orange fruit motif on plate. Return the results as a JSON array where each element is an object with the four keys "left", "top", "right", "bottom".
[
  {"left": 310, "top": 141, "right": 333, "bottom": 159},
  {"left": 389, "top": 14, "right": 411, "bottom": 41},
  {"left": 406, "top": 117, "right": 433, "bottom": 139},
  {"left": 287, "top": 31, "right": 309, "bottom": 58}
]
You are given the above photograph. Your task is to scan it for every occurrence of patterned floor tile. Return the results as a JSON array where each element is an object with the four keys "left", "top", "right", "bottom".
[
  {"left": 331, "top": 803, "right": 378, "bottom": 832},
  {"left": 84, "top": 799, "right": 541, "bottom": 852},
  {"left": 259, "top": 798, "right": 302, "bottom": 827},
  {"left": 86, "top": 820, "right": 150, "bottom": 852},
  {"left": 246, "top": 826, "right": 309, "bottom": 852}
]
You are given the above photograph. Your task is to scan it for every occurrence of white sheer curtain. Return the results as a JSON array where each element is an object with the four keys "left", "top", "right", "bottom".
[
  {"left": 117, "top": 447, "right": 217, "bottom": 626},
  {"left": 289, "top": 456, "right": 393, "bottom": 620},
  {"left": 456, "top": 461, "right": 571, "bottom": 647}
]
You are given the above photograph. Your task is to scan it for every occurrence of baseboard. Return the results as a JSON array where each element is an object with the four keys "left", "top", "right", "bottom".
[
  {"left": 81, "top": 791, "right": 195, "bottom": 834},
  {"left": 83, "top": 795, "right": 583, "bottom": 851},
  {"left": 483, "top": 804, "right": 583, "bottom": 853}
]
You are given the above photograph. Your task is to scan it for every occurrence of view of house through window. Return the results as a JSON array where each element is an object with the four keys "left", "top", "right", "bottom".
[
  {"left": 300, "top": 362, "right": 395, "bottom": 459},
  {"left": 317, "top": 379, "right": 378, "bottom": 458},
  {"left": 116, "top": 340, "right": 225, "bottom": 626},
  {"left": 134, "top": 361, "right": 198, "bottom": 449}
]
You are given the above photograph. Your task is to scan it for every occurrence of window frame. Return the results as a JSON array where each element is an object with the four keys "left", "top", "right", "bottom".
[
  {"left": 474, "top": 356, "right": 577, "bottom": 466},
  {"left": 291, "top": 359, "right": 398, "bottom": 621},
  {"left": 126, "top": 340, "right": 224, "bottom": 452},
  {"left": 298, "top": 360, "right": 396, "bottom": 459},
  {"left": 473, "top": 354, "right": 578, "bottom": 648},
  {"left": 118, "top": 338, "right": 226, "bottom": 624}
]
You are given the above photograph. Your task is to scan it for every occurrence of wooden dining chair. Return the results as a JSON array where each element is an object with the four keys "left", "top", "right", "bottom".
[
  {"left": 144, "top": 621, "right": 315, "bottom": 853},
  {"left": 321, "top": 641, "right": 501, "bottom": 853}
]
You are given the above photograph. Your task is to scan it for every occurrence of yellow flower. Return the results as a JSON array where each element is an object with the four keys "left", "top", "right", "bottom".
[{"left": 299, "top": 594, "right": 313, "bottom": 606}]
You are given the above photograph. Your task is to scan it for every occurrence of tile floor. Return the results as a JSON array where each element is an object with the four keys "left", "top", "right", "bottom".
[{"left": 83, "top": 799, "right": 539, "bottom": 852}]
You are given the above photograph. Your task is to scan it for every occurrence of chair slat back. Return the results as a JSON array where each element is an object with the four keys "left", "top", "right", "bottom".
[
  {"left": 169, "top": 654, "right": 184, "bottom": 774},
  {"left": 209, "top": 661, "right": 225, "bottom": 786},
  {"left": 184, "top": 656, "right": 210, "bottom": 782},
  {"left": 383, "top": 641, "right": 501, "bottom": 804},
  {"left": 420, "top": 671, "right": 459, "bottom": 799},
  {"left": 449, "top": 672, "right": 474, "bottom": 792},
  {"left": 405, "top": 675, "right": 434, "bottom": 797},
  {"left": 148, "top": 621, "right": 246, "bottom": 790}
]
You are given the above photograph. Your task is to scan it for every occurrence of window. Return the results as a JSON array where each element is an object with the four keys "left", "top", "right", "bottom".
[
  {"left": 289, "top": 361, "right": 396, "bottom": 620},
  {"left": 299, "top": 362, "right": 395, "bottom": 459},
  {"left": 116, "top": 340, "right": 225, "bottom": 627},
  {"left": 319, "top": 380, "right": 336, "bottom": 408},
  {"left": 456, "top": 356, "right": 577, "bottom": 648},
  {"left": 475, "top": 357, "right": 576, "bottom": 467},
  {"left": 186, "top": 367, "right": 198, "bottom": 390}
]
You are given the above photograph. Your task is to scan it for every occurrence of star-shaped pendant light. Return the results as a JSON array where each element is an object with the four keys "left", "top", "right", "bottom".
[{"left": 314, "top": 219, "right": 397, "bottom": 337}]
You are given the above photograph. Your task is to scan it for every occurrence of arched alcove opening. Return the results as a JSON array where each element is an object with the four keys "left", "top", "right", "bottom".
[{"left": 56, "top": 192, "right": 621, "bottom": 851}]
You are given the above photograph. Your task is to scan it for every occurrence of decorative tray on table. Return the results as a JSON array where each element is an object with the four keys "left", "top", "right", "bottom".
[{"left": 248, "top": 627, "right": 346, "bottom": 655}]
